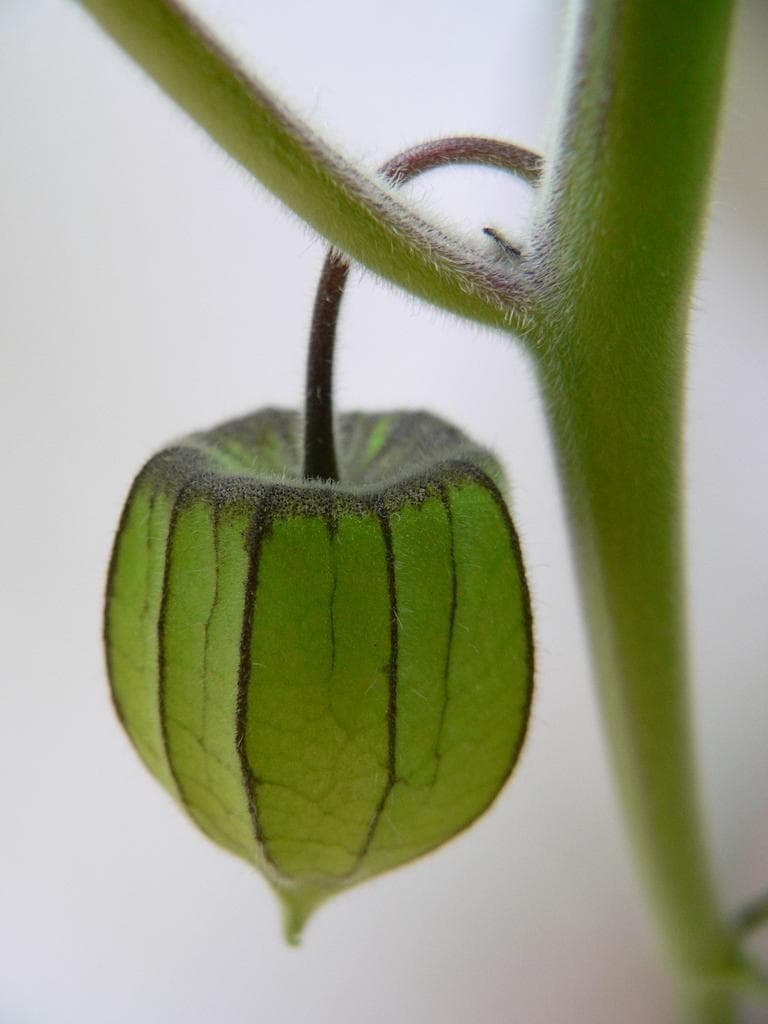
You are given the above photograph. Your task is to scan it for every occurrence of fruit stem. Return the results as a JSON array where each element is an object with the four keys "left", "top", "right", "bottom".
[
  {"left": 303, "top": 251, "right": 348, "bottom": 481},
  {"left": 301, "top": 136, "right": 542, "bottom": 481}
]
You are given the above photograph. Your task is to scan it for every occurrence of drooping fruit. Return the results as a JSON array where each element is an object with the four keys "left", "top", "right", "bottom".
[{"left": 105, "top": 407, "right": 533, "bottom": 940}]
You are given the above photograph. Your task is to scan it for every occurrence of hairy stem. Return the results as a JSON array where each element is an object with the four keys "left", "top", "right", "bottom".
[
  {"left": 531, "top": 1, "right": 741, "bottom": 1018},
  {"left": 76, "top": 0, "right": 539, "bottom": 336},
  {"left": 303, "top": 137, "right": 542, "bottom": 481},
  {"left": 303, "top": 252, "right": 347, "bottom": 482}
]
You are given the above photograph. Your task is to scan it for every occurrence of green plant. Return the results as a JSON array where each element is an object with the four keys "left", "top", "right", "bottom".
[{"left": 77, "top": 0, "right": 766, "bottom": 1020}]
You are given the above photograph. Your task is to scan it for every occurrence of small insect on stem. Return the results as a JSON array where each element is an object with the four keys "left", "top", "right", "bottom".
[{"left": 301, "top": 137, "right": 542, "bottom": 483}]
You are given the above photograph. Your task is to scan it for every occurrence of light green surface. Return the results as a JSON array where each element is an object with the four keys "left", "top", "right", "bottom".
[
  {"left": 247, "top": 511, "right": 392, "bottom": 882},
  {"left": 161, "top": 499, "right": 259, "bottom": 863},
  {"left": 106, "top": 479, "right": 176, "bottom": 792},
  {"left": 105, "top": 409, "right": 533, "bottom": 939},
  {"left": 361, "top": 484, "right": 530, "bottom": 876}
]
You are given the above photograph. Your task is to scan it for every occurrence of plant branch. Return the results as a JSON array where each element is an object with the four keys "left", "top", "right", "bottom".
[
  {"left": 529, "top": 1, "right": 742, "bottom": 1019},
  {"left": 303, "top": 137, "right": 542, "bottom": 482},
  {"left": 76, "top": 0, "right": 540, "bottom": 337},
  {"left": 73, "top": 0, "right": 755, "bottom": 1017}
]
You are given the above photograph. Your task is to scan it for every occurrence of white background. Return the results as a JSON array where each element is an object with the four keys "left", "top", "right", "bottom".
[{"left": 1, "top": 2, "right": 766, "bottom": 1021}]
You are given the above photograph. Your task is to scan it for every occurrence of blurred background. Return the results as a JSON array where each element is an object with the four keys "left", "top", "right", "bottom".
[{"left": 1, "top": 2, "right": 766, "bottom": 1021}]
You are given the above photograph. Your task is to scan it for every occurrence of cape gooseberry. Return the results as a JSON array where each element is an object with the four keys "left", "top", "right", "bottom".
[{"left": 105, "top": 406, "right": 533, "bottom": 942}]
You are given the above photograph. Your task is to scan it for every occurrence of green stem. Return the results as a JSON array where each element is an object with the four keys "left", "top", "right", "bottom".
[
  {"left": 531, "top": 1, "right": 741, "bottom": 1018},
  {"left": 75, "top": 0, "right": 537, "bottom": 336}
]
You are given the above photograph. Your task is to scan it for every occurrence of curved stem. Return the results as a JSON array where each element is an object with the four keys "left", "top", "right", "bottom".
[
  {"left": 303, "top": 251, "right": 348, "bottom": 481},
  {"left": 379, "top": 136, "right": 542, "bottom": 184},
  {"left": 302, "top": 137, "right": 542, "bottom": 481},
  {"left": 75, "top": 0, "right": 541, "bottom": 338}
]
